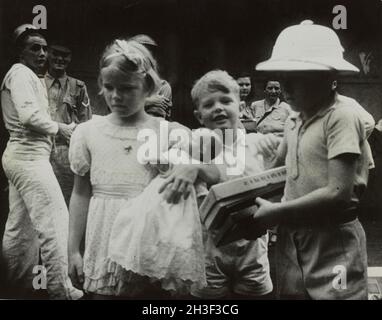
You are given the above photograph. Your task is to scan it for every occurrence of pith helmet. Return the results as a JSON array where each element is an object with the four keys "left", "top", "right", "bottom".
[
  {"left": 13, "top": 24, "right": 38, "bottom": 43},
  {"left": 256, "top": 20, "right": 359, "bottom": 73}
]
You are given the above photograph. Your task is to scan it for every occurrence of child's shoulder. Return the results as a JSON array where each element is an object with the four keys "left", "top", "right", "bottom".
[
  {"left": 151, "top": 118, "right": 191, "bottom": 136},
  {"left": 167, "top": 119, "right": 190, "bottom": 133},
  {"left": 335, "top": 94, "right": 360, "bottom": 108},
  {"left": 78, "top": 114, "right": 104, "bottom": 128},
  {"left": 322, "top": 96, "right": 368, "bottom": 136},
  {"left": 74, "top": 115, "right": 106, "bottom": 137},
  {"left": 327, "top": 96, "right": 363, "bottom": 122},
  {"left": 145, "top": 117, "right": 189, "bottom": 130}
]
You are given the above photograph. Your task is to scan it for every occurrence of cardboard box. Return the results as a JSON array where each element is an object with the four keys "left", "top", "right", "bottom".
[{"left": 200, "top": 166, "right": 286, "bottom": 246}]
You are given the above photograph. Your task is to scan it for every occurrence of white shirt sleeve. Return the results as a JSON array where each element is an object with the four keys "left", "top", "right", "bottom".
[{"left": 9, "top": 68, "right": 58, "bottom": 135}]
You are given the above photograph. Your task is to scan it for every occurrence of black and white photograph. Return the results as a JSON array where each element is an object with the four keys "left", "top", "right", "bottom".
[{"left": 0, "top": 0, "right": 382, "bottom": 307}]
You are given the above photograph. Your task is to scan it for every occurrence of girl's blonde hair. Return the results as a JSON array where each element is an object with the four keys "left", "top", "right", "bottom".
[{"left": 98, "top": 39, "right": 161, "bottom": 95}]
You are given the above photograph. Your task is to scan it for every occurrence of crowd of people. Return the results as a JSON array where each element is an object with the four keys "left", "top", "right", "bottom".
[{"left": 0, "top": 19, "right": 377, "bottom": 300}]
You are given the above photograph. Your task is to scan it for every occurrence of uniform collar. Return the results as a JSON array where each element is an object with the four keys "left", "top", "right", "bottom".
[{"left": 45, "top": 72, "right": 68, "bottom": 89}]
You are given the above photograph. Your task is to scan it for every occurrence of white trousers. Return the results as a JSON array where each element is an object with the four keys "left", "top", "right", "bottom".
[{"left": 2, "top": 150, "right": 82, "bottom": 299}]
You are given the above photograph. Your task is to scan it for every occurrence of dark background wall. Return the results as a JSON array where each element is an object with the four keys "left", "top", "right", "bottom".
[
  {"left": 0, "top": 0, "right": 381, "bottom": 220},
  {"left": 1, "top": 0, "right": 381, "bottom": 124}
]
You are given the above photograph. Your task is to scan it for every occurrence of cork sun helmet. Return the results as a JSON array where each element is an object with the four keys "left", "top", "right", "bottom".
[{"left": 256, "top": 20, "right": 359, "bottom": 73}]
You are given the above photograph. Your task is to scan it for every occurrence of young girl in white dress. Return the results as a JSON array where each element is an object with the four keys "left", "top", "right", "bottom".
[
  {"left": 108, "top": 128, "right": 224, "bottom": 295},
  {"left": 68, "top": 39, "right": 220, "bottom": 298}
]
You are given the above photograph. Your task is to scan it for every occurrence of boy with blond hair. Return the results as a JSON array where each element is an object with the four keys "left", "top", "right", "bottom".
[{"left": 190, "top": 70, "right": 275, "bottom": 299}]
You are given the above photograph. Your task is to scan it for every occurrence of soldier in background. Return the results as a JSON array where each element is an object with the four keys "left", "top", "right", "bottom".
[{"left": 45, "top": 41, "right": 92, "bottom": 206}]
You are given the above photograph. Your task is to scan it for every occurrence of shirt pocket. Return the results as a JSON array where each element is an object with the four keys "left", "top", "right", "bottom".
[
  {"left": 62, "top": 94, "right": 79, "bottom": 122},
  {"left": 271, "top": 109, "right": 282, "bottom": 120}
]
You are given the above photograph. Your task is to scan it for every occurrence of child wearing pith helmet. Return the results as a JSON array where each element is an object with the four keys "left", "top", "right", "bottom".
[{"left": 253, "top": 20, "right": 375, "bottom": 299}]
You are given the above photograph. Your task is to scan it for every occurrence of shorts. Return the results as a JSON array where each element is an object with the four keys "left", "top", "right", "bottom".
[
  {"left": 276, "top": 219, "right": 368, "bottom": 300},
  {"left": 192, "top": 233, "right": 273, "bottom": 298}
]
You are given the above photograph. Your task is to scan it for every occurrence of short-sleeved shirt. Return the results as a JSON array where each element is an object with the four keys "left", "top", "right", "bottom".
[
  {"left": 1, "top": 63, "right": 58, "bottom": 159},
  {"left": 195, "top": 130, "right": 272, "bottom": 297},
  {"left": 45, "top": 73, "right": 91, "bottom": 123},
  {"left": 252, "top": 98, "right": 291, "bottom": 136},
  {"left": 284, "top": 94, "right": 372, "bottom": 207},
  {"left": 214, "top": 130, "right": 265, "bottom": 179}
]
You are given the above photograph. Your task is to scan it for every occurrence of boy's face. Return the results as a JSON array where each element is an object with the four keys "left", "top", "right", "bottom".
[
  {"left": 194, "top": 90, "right": 240, "bottom": 130},
  {"left": 236, "top": 77, "right": 251, "bottom": 100},
  {"left": 282, "top": 73, "right": 334, "bottom": 113}
]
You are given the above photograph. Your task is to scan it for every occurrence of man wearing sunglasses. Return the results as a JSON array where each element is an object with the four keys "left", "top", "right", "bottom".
[{"left": 45, "top": 42, "right": 92, "bottom": 206}]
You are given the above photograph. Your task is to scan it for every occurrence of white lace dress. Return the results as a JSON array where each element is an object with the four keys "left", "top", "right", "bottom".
[
  {"left": 69, "top": 116, "right": 160, "bottom": 295},
  {"left": 69, "top": 116, "right": 206, "bottom": 296},
  {"left": 108, "top": 163, "right": 207, "bottom": 295}
]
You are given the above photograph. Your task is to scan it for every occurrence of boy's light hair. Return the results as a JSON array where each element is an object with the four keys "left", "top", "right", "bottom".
[{"left": 191, "top": 70, "right": 240, "bottom": 108}]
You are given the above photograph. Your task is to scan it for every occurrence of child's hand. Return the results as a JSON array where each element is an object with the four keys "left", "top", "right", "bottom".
[
  {"left": 147, "top": 94, "right": 171, "bottom": 109},
  {"left": 256, "top": 133, "right": 281, "bottom": 158},
  {"left": 69, "top": 252, "right": 84, "bottom": 290},
  {"left": 158, "top": 164, "right": 199, "bottom": 204},
  {"left": 253, "top": 197, "right": 279, "bottom": 230},
  {"left": 147, "top": 155, "right": 171, "bottom": 174},
  {"left": 145, "top": 95, "right": 171, "bottom": 117}
]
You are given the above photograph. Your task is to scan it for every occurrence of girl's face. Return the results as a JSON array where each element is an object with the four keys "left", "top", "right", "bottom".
[{"left": 101, "top": 65, "right": 150, "bottom": 118}]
